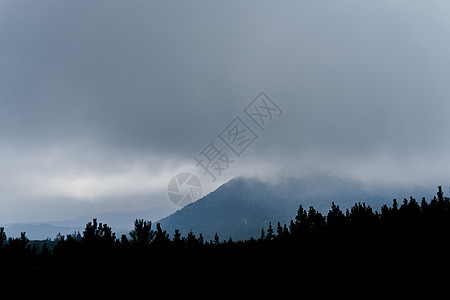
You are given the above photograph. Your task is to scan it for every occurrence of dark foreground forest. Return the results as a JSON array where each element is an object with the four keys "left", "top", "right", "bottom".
[{"left": 1, "top": 186, "right": 450, "bottom": 292}]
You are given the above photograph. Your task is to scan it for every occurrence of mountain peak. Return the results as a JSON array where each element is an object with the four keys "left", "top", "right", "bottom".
[{"left": 158, "top": 175, "right": 436, "bottom": 241}]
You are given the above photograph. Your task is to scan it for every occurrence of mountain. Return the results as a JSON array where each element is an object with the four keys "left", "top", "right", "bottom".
[
  {"left": 2, "top": 176, "right": 440, "bottom": 241},
  {"left": 158, "top": 175, "right": 437, "bottom": 241}
]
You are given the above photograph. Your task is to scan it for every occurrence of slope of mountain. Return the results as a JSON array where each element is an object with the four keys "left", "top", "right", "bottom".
[
  {"left": 2, "top": 176, "right": 439, "bottom": 241},
  {"left": 158, "top": 175, "right": 437, "bottom": 241}
]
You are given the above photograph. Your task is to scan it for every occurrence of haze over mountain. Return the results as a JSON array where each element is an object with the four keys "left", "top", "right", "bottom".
[
  {"left": 158, "top": 175, "right": 437, "bottom": 241},
  {"left": 2, "top": 2, "right": 450, "bottom": 292},
  {"left": 1, "top": 206, "right": 173, "bottom": 240},
  {"left": 2, "top": 174, "right": 439, "bottom": 241},
  {"left": 1, "top": 1, "right": 450, "bottom": 224}
]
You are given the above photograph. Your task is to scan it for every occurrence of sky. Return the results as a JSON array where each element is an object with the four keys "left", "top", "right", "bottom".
[{"left": 1, "top": 0, "right": 450, "bottom": 223}]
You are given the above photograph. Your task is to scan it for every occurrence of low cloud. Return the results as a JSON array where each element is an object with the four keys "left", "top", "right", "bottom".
[{"left": 1, "top": 1, "right": 450, "bottom": 222}]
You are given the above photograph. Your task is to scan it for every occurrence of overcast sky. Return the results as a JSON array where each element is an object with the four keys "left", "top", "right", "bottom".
[{"left": 1, "top": 0, "right": 450, "bottom": 223}]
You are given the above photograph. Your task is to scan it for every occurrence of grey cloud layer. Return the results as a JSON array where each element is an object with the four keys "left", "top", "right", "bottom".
[{"left": 0, "top": 1, "right": 449, "bottom": 221}]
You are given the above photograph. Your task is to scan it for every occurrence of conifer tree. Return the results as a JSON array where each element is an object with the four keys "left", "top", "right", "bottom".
[
  {"left": 327, "top": 202, "right": 345, "bottom": 230},
  {"left": 276, "top": 222, "right": 283, "bottom": 237},
  {"left": 129, "top": 219, "right": 154, "bottom": 248},
  {"left": 213, "top": 233, "right": 220, "bottom": 245},
  {"left": 266, "top": 222, "right": 274, "bottom": 241},
  {"left": 173, "top": 229, "right": 183, "bottom": 249},
  {"left": 0, "top": 227, "right": 6, "bottom": 248}
]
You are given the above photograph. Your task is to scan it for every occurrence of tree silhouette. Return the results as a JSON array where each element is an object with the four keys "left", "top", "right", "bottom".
[
  {"left": 154, "top": 223, "right": 170, "bottom": 248},
  {"left": 266, "top": 222, "right": 274, "bottom": 241},
  {"left": 173, "top": 229, "right": 183, "bottom": 249},
  {"left": 83, "top": 218, "right": 116, "bottom": 249},
  {"left": 260, "top": 227, "right": 265, "bottom": 240},
  {"left": 129, "top": 219, "right": 154, "bottom": 248},
  {"left": 0, "top": 227, "right": 6, "bottom": 248},
  {"left": 120, "top": 234, "right": 129, "bottom": 247},
  {"left": 7, "top": 232, "right": 29, "bottom": 255},
  {"left": 348, "top": 202, "right": 376, "bottom": 231},
  {"left": 306, "top": 206, "right": 326, "bottom": 231},
  {"left": 276, "top": 222, "right": 283, "bottom": 237},
  {"left": 327, "top": 202, "right": 345, "bottom": 230},
  {"left": 293, "top": 205, "right": 308, "bottom": 233},
  {"left": 213, "top": 232, "right": 220, "bottom": 245},
  {"left": 2, "top": 185, "right": 450, "bottom": 291}
]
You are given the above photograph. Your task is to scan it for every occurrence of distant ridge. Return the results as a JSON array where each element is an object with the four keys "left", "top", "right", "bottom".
[{"left": 1, "top": 205, "right": 174, "bottom": 240}]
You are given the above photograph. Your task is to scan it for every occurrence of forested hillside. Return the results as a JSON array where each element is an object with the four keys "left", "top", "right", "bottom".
[
  {"left": 158, "top": 176, "right": 435, "bottom": 240},
  {"left": 1, "top": 186, "right": 449, "bottom": 291}
]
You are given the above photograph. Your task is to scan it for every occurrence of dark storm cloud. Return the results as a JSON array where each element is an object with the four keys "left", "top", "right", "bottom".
[
  {"left": 1, "top": 1, "right": 450, "bottom": 221},
  {"left": 0, "top": 1, "right": 251, "bottom": 154}
]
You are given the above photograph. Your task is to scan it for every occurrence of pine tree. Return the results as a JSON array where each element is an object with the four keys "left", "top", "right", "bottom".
[
  {"left": 0, "top": 227, "right": 6, "bottom": 248},
  {"left": 7, "top": 232, "right": 29, "bottom": 255},
  {"left": 120, "top": 234, "right": 129, "bottom": 247},
  {"left": 307, "top": 206, "right": 326, "bottom": 231},
  {"left": 186, "top": 230, "right": 197, "bottom": 248},
  {"left": 294, "top": 205, "right": 308, "bottom": 230},
  {"left": 260, "top": 227, "right": 265, "bottom": 240},
  {"left": 289, "top": 220, "right": 295, "bottom": 233},
  {"left": 266, "top": 222, "right": 274, "bottom": 241},
  {"left": 438, "top": 185, "right": 444, "bottom": 203},
  {"left": 393, "top": 199, "right": 398, "bottom": 211},
  {"left": 327, "top": 202, "right": 345, "bottom": 230},
  {"left": 173, "top": 229, "right": 183, "bottom": 249},
  {"left": 276, "top": 222, "right": 283, "bottom": 237},
  {"left": 283, "top": 224, "right": 289, "bottom": 236},
  {"left": 154, "top": 223, "right": 170, "bottom": 247},
  {"left": 421, "top": 197, "right": 428, "bottom": 211},
  {"left": 213, "top": 233, "right": 220, "bottom": 245},
  {"left": 129, "top": 219, "right": 154, "bottom": 248}
]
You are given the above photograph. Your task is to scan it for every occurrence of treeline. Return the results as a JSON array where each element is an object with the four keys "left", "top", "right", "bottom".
[
  {"left": 1, "top": 186, "right": 450, "bottom": 289},
  {"left": 2, "top": 186, "right": 447, "bottom": 252}
]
